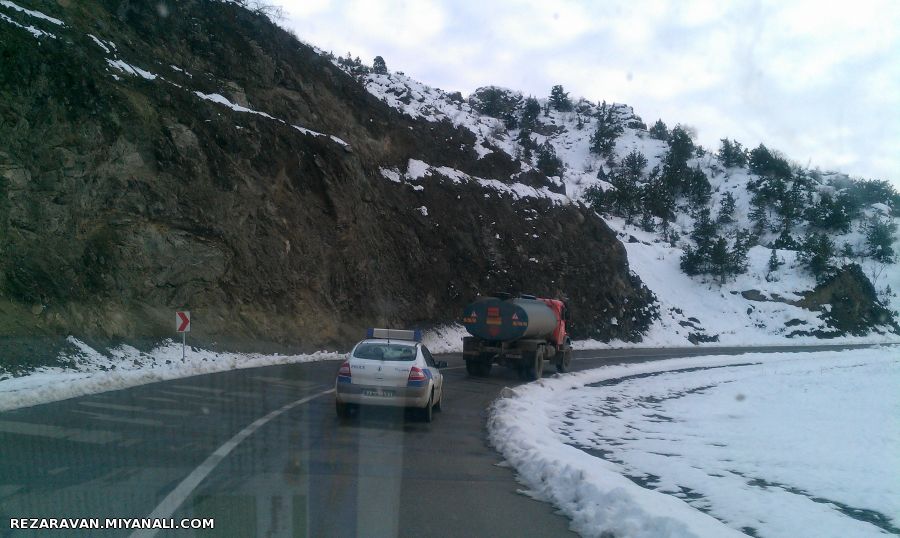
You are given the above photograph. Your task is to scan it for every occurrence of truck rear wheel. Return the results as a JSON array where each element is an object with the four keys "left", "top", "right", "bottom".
[{"left": 524, "top": 346, "right": 544, "bottom": 381}]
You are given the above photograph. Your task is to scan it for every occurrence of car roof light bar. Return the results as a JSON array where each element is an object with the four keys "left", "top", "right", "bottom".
[{"left": 366, "top": 328, "right": 422, "bottom": 342}]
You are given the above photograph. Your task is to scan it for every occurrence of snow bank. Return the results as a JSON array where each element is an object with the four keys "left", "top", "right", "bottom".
[
  {"left": 0, "top": 338, "right": 343, "bottom": 412},
  {"left": 489, "top": 347, "right": 900, "bottom": 537}
]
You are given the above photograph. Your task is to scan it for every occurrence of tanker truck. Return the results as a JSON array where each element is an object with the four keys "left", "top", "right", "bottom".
[{"left": 461, "top": 294, "right": 572, "bottom": 380}]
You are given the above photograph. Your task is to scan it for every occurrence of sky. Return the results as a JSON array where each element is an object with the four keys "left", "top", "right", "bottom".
[{"left": 273, "top": 0, "right": 900, "bottom": 185}]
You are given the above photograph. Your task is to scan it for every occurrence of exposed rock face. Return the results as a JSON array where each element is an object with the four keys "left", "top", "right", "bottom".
[
  {"left": 797, "top": 264, "right": 899, "bottom": 337},
  {"left": 0, "top": 0, "right": 656, "bottom": 354}
]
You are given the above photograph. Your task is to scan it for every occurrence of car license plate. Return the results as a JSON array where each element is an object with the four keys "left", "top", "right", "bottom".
[{"left": 363, "top": 389, "right": 395, "bottom": 397}]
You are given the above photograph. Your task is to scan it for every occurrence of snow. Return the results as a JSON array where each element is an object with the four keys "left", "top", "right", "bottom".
[
  {"left": 87, "top": 34, "right": 110, "bottom": 53},
  {"left": 417, "top": 206, "right": 428, "bottom": 216},
  {"left": 593, "top": 217, "right": 900, "bottom": 348},
  {"left": 169, "top": 64, "right": 191, "bottom": 77},
  {"left": 345, "top": 71, "right": 517, "bottom": 160},
  {"left": 420, "top": 324, "right": 468, "bottom": 354},
  {"left": 0, "top": 337, "right": 343, "bottom": 413},
  {"left": 397, "top": 159, "right": 570, "bottom": 204},
  {"left": 187, "top": 92, "right": 351, "bottom": 148},
  {"left": 406, "top": 159, "right": 431, "bottom": 180},
  {"left": 107, "top": 59, "right": 157, "bottom": 80},
  {"left": 489, "top": 347, "right": 900, "bottom": 538},
  {"left": 0, "top": 12, "right": 55, "bottom": 38},
  {"left": 0, "top": 1, "right": 64, "bottom": 26},
  {"left": 195, "top": 91, "right": 274, "bottom": 118},
  {"left": 380, "top": 167, "right": 402, "bottom": 183}
]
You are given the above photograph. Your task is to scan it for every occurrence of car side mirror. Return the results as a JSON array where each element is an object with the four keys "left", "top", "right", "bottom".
[{"left": 436, "top": 361, "right": 448, "bottom": 369}]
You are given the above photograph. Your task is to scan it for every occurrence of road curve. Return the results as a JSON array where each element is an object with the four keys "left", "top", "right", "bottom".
[{"left": 0, "top": 343, "right": 881, "bottom": 537}]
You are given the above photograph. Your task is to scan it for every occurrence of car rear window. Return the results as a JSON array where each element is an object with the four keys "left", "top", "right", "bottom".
[{"left": 353, "top": 343, "right": 417, "bottom": 361}]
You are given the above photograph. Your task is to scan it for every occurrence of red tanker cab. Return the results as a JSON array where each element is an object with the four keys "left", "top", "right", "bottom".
[{"left": 539, "top": 298, "right": 568, "bottom": 346}]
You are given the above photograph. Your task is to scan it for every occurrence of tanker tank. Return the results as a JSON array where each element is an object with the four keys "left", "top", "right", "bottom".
[{"left": 462, "top": 296, "right": 558, "bottom": 342}]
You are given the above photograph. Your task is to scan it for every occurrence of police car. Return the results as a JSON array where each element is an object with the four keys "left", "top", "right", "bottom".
[{"left": 335, "top": 328, "right": 447, "bottom": 422}]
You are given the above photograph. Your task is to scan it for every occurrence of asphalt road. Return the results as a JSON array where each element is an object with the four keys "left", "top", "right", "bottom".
[{"left": 0, "top": 343, "right": 883, "bottom": 537}]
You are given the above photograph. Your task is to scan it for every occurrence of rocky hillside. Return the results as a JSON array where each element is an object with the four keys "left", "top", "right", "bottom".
[
  {"left": 0, "top": 0, "right": 657, "bottom": 369},
  {"left": 330, "top": 53, "right": 899, "bottom": 345}
]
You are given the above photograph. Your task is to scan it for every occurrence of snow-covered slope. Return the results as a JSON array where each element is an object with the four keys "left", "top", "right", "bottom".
[{"left": 336, "top": 61, "right": 900, "bottom": 346}]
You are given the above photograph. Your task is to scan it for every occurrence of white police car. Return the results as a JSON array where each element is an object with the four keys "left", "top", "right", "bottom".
[{"left": 335, "top": 328, "right": 447, "bottom": 422}]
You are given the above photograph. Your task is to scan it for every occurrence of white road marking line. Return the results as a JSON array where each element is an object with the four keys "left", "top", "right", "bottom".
[
  {"left": 78, "top": 401, "right": 147, "bottom": 412},
  {"left": 130, "top": 388, "right": 334, "bottom": 538},
  {"left": 171, "top": 385, "right": 224, "bottom": 395},
  {"left": 71, "top": 410, "right": 163, "bottom": 427},
  {"left": 0, "top": 419, "right": 121, "bottom": 444}
]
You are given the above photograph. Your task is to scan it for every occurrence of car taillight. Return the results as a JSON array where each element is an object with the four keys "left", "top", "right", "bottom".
[
  {"left": 408, "top": 366, "right": 426, "bottom": 382},
  {"left": 338, "top": 361, "right": 351, "bottom": 378}
]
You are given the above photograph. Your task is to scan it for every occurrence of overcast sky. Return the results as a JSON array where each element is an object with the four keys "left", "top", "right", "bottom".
[{"left": 275, "top": 0, "right": 899, "bottom": 185}]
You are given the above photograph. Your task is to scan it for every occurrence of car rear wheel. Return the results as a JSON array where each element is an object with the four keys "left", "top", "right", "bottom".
[
  {"left": 336, "top": 400, "right": 351, "bottom": 419},
  {"left": 421, "top": 391, "right": 434, "bottom": 423},
  {"left": 434, "top": 387, "right": 443, "bottom": 412}
]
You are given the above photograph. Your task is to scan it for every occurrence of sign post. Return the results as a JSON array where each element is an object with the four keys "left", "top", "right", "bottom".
[{"left": 176, "top": 311, "right": 191, "bottom": 361}]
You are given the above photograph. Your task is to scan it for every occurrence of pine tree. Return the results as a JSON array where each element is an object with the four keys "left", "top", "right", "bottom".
[
  {"left": 610, "top": 151, "right": 647, "bottom": 222},
  {"left": 640, "top": 210, "right": 655, "bottom": 232},
  {"left": 799, "top": 232, "right": 835, "bottom": 279},
  {"left": 865, "top": 216, "right": 897, "bottom": 263},
  {"left": 777, "top": 181, "right": 805, "bottom": 230},
  {"left": 622, "top": 150, "right": 648, "bottom": 180},
  {"left": 680, "top": 245, "right": 703, "bottom": 275},
  {"left": 687, "top": 168, "right": 712, "bottom": 209},
  {"left": 749, "top": 144, "right": 792, "bottom": 180},
  {"left": 661, "top": 126, "right": 695, "bottom": 195},
  {"left": 729, "top": 230, "right": 752, "bottom": 275},
  {"left": 548, "top": 85, "right": 572, "bottom": 112},
  {"left": 582, "top": 184, "right": 607, "bottom": 213},
  {"left": 767, "top": 248, "right": 783, "bottom": 272},
  {"left": 520, "top": 97, "right": 541, "bottom": 130},
  {"left": 691, "top": 207, "right": 718, "bottom": 263},
  {"left": 642, "top": 174, "right": 675, "bottom": 222},
  {"left": 536, "top": 142, "right": 563, "bottom": 177},
  {"left": 372, "top": 55, "right": 388, "bottom": 74},
  {"left": 749, "top": 191, "right": 768, "bottom": 236},
  {"left": 589, "top": 107, "right": 623, "bottom": 158},
  {"left": 841, "top": 243, "right": 854, "bottom": 259},
  {"left": 710, "top": 237, "right": 730, "bottom": 283},
  {"left": 772, "top": 227, "right": 798, "bottom": 250},
  {"left": 518, "top": 129, "right": 537, "bottom": 160},
  {"left": 718, "top": 192, "right": 736, "bottom": 224},
  {"left": 718, "top": 138, "right": 748, "bottom": 168},
  {"left": 649, "top": 119, "right": 668, "bottom": 141}
]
